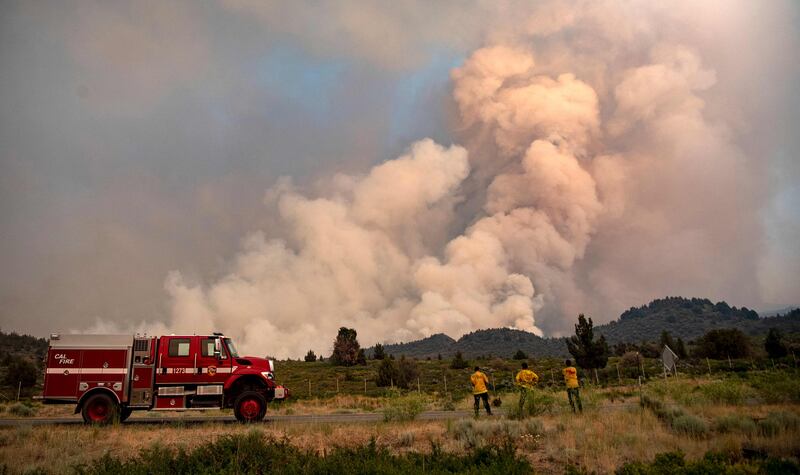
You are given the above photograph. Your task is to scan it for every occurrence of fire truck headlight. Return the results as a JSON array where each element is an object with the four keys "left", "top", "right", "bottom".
[{"left": 261, "top": 371, "right": 274, "bottom": 381}]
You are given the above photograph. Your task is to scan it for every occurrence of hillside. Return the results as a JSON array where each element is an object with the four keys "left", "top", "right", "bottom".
[
  {"left": 377, "top": 329, "right": 568, "bottom": 359},
  {"left": 372, "top": 297, "right": 800, "bottom": 359}
]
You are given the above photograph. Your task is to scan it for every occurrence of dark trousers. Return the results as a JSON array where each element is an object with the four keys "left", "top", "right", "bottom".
[
  {"left": 567, "top": 387, "right": 583, "bottom": 413},
  {"left": 473, "top": 392, "right": 491, "bottom": 415},
  {"left": 518, "top": 387, "right": 534, "bottom": 415}
]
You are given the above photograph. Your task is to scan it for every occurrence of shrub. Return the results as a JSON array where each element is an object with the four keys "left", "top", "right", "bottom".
[
  {"left": 75, "top": 432, "right": 532, "bottom": 474},
  {"left": 669, "top": 414, "right": 709, "bottom": 437},
  {"left": 617, "top": 451, "right": 800, "bottom": 475},
  {"left": 506, "top": 390, "right": 557, "bottom": 419},
  {"left": 758, "top": 411, "right": 800, "bottom": 437},
  {"left": 692, "top": 328, "right": 750, "bottom": 359},
  {"left": 6, "top": 403, "right": 35, "bottom": 417},
  {"left": 449, "top": 418, "right": 543, "bottom": 449},
  {"left": 714, "top": 414, "right": 757, "bottom": 435},
  {"left": 450, "top": 351, "right": 469, "bottom": 370},
  {"left": 3, "top": 356, "right": 38, "bottom": 388},
  {"left": 382, "top": 394, "right": 425, "bottom": 422}
]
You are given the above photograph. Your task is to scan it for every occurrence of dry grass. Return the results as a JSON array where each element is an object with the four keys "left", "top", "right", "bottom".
[
  {"left": 0, "top": 420, "right": 453, "bottom": 474},
  {"left": 2, "top": 401, "right": 798, "bottom": 474}
]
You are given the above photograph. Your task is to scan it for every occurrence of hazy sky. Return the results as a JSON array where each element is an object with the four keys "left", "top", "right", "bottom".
[{"left": 1, "top": 1, "right": 798, "bottom": 356}]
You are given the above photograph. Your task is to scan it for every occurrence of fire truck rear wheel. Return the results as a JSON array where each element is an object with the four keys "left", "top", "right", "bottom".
[
  {"left": 81, "top": 393, "right": 120, "bottom": 425},
  {"left": 234, "top": 391, "right": 267, "bottom": 423}
]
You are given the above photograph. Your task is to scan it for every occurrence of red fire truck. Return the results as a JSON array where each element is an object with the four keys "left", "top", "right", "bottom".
[{"left": 40, "top": 333, "right": 288, "bottom": 424}]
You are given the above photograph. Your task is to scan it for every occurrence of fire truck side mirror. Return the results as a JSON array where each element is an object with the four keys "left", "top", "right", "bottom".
[{"left": 214, "top": 338, "right": 222, "bottom": 360}]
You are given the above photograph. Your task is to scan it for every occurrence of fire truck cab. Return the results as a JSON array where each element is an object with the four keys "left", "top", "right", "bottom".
[{"left": 41, "top": 333, "right": 288, "bottom": 424}]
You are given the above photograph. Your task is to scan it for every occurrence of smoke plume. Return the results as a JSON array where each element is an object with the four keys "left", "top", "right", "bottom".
[{"left": 43, "top": 0, "right": 797, "bottom": 357}]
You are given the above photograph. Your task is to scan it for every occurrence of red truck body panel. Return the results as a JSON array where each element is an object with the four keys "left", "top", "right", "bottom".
[{"left": 41, "top": 333, "right": 287, "bottom": 419}]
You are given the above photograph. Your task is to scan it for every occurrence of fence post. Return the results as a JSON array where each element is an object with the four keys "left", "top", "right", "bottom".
[
  {"left": 418, "top": 377, "right": 421, "bottom": 394},
  {"left": 616, "top": 364, "right": 621, "bottom": 385},
  {"left": 727, "top": 355, "right": 732, "bottom": 369},
  {"left": 706, "top": 358, "right": 711, "bottom": 375},
  {"left": 443, "top": 374, "right": 447, "bottom": 393},
  {"left": 336, "top": 377, "right": 339, "bottom": 393},
  {"left": 17, "top": 381, "right": 22, "bottom": 401},
  {"left": 364, "top": 378, "right": 367, "bottom": 394},
  {"left": 550, "top": 368, "right": 555, "bottom": 386},
  {"left": 308, "top": 379, "right": 311, "bottom": 398}
]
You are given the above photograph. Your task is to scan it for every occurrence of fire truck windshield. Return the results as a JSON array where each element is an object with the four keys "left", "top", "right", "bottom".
[{"left": 224, "top": 338, "right": 240, "bottom": 358}]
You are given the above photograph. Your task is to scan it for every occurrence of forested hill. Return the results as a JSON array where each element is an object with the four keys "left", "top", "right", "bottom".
[{"left": 373, "top": 297, "right": 800, "bottom": 359}]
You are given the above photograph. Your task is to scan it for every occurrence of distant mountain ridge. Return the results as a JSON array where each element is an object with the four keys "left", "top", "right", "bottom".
[{"left": 370, "top": 297, "right": 800, "bottom": 359}]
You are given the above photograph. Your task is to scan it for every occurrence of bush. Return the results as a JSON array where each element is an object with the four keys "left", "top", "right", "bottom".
[
  {"left": 450, "top": 351, "right": 469, "bottom": 370},
  {"left": 382, "top": 394, "right": 425, "bottom": 422},
  {"left": 449, "top": 419, "right": 543, "bottom": 449},
  {"left": 3, "top": 356, "right": 38, "bottom": 388},
  {"left": 506, "top": 390, "right": 557, "bottom": 420},
  {"left": 758, "top": 411, "right": 800, "bottom": 437},
  {"left": 616, "top": 451, "right": 800, "bottom": 475},
  {"left": 75, "top": 431, "right": 532, "bottom": 474},
  {"left": 6, "top": 402, "right": 35, "bottom": 417},
  {"left": 714, "top": 414, "right": 757, "bottom": 435},
  {"left": 669, "top": 414, "right": 709, "bottom": 437},
  {"left": 692, "top": 328, "right": 751, "bottom": 359}
]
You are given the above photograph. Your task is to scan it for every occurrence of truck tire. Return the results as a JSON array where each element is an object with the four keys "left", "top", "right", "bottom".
[
  {"left": 234, "top": 391, "right": 267, "bottom": 423},
  {"left": 81, "top": 393, "right": 119, "bottom": 425},
  {"left": 120, "top": 407, "right": 133, "bottom": 422}
]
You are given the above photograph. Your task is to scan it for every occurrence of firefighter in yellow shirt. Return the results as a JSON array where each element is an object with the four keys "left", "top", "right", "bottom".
[
  {"left": 515, "top": 362, "right": 539, "bottom": 415},
  {"left": 562, "top": 359, "right": 583, "bottom": 413},
  {"left": 470, "top": 366, "right": 492, "bottom": 416}
]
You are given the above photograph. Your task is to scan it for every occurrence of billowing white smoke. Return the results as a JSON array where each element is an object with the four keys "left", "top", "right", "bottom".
[{"left": 158, "top": 1, "right": 769, "bottom": 357}]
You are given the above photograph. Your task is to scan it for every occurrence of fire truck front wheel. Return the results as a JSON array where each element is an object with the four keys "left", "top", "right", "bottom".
[
  {"left": 81, "top": 392, "right": 120, "bottom": 425},
  {"left": 233, "top": 391, "right": 267, "bottom": 423}
]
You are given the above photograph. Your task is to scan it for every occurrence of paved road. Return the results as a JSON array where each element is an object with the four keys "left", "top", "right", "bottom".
[{"left": 0, "top": 410, "right": 484, "bottom": 426}]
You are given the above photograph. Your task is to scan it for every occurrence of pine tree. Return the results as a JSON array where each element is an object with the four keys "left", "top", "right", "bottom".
[
  {"left": 675, "top": 338, "right": 688, "bottom": 359},
  {"left": 566, "top": 314, "right": 609, "bottom": 376},
  {"left": 330, "top": 327, "right": 361, "bottom": 366},
  {"left": 512, "top": 349, "right": 527, "bottom": 360},
  {"left": 373, "top": 343, "right": 386, "bottom": 360},
  {"left": 397, "top": 356, "right": 419, "bottom": 389},
  {"left": 304, "top": 350, "right": 317, "bottom": 362},
  {"left": 660, "top": 331, "right": 676, "bottom": 351},
  {"left": 376, "top": 358, "right": 399, "bottom": 387}
]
